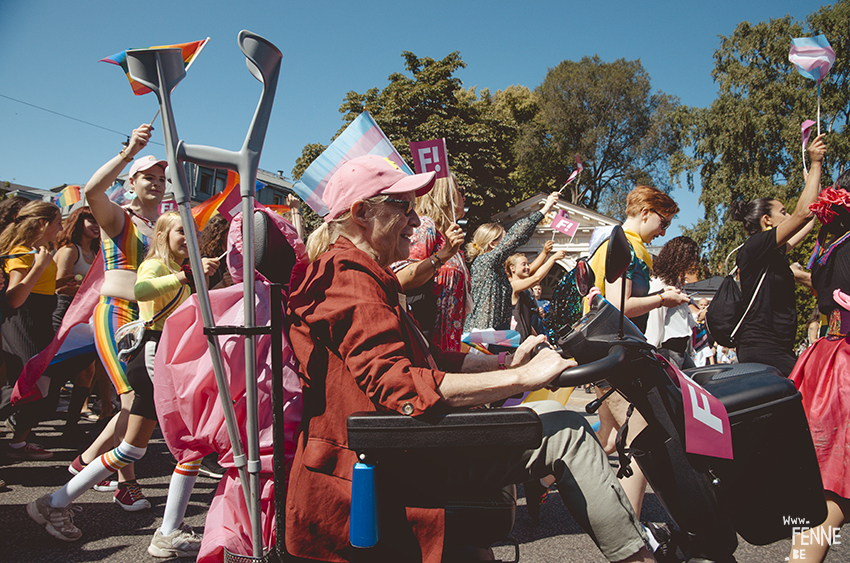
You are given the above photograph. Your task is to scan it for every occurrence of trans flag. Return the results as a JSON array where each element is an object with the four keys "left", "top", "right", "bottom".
[{"left": 291, "top": 111, "right": 414, "bottom": 215}]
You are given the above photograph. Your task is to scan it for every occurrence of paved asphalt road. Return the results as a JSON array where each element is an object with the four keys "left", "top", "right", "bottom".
[{"left": 1, "top": 390, "right": 847, "bottom": 562}]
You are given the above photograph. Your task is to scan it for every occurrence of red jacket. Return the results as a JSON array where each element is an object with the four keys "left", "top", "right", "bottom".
[{"left": 285, "top": 237, "right": 465, "bottom": 562}]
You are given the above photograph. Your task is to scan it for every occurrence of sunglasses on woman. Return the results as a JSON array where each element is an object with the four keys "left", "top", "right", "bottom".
[
  {"left": 650, "top": 209, "right": 671, "bottom": 230},
  {"left": 383, "top": 197, "right": 416, "bottom": 216}
]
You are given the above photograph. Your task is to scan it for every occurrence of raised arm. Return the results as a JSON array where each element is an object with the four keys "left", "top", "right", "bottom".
[
  {"left": 84, "top": 124, "right": 152, "bottom": 238},
  {"left": 528, "top": 240, "right": 553, "bottom": 275},
  {"left": 775, "top": 134, "right": 826, "bottom": 249},
  {"left": 512, "top": 250, "right": 566, "bottom": 295}
]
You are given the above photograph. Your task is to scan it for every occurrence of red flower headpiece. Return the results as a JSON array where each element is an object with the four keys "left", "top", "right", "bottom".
[{"left": 809, "top": 186, "right": 850, "bottom": 224}]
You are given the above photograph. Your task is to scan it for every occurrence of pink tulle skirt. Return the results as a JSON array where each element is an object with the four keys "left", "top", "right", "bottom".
[{"left": 790, "top": 335, "right": 850, "bottom": 500}]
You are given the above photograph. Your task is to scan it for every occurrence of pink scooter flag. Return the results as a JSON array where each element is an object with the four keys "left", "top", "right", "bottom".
[{"left": 664, "top": 359, "right": 733, "bottom": 459}]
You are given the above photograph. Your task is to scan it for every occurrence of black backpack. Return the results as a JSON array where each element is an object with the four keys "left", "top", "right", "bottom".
[{"left": 704, "top": 245, "right": 767, "bottom": 348}]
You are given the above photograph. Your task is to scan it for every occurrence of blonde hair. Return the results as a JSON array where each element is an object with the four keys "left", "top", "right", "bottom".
[
  {"left": 415, "top": 173, "right": 461, "bottom": 234},
  {"left": 0, "top": 200, "right": 61, "bottom": 255},
  {"left": 466, "top": 223, "right": 505, "bottom": 261},
  {"left": 144, "top": 211, "right": 184, "bottom": 273},
  {"left": 504, "top": 253, "right": 526, "bottom": 278},
  {"left": 305, "top": 195, "right": 393, "bottom": 262}
]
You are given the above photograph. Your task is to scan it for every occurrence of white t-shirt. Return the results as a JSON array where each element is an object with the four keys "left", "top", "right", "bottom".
[
  {"left": 694, "top": 346, "right": 714, "bottom": 367},
  {"left": 644, "top": 277, "right": 696, "bottom": 348}
]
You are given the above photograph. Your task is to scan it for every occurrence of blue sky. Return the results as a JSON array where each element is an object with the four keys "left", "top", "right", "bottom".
[{"left": 0, "top": 0, "right": 823, "bottom": 242}]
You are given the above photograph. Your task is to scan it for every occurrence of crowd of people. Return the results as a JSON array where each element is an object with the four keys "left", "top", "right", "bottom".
[{"left": 0, "top": 123, "right": 845, "bottom": 563}]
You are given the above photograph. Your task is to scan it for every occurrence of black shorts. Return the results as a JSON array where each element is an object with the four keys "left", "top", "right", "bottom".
[{"left": 125, "top": 330, "right": 161, "bottom": 421}]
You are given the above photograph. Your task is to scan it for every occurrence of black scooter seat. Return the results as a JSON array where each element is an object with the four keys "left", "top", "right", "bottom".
[{"left": 683, "top": 363, "right": 796, "bottom": 415}]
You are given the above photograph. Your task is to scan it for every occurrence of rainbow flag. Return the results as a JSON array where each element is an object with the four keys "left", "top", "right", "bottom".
[
  {"left": 291, "top": 111, "right": 414, "bottom": 215},
  {"left": 100, "top": 38, "right": 210, "bottom": 96},
  {"left": 192, "top": 170, "right": 239, "bottom": 230},
  {"left": 191, "top": 171, "right": 268, "bottom": 229},
  {"left": 54, "top": 185, "right": 82, "bottom": 208}
]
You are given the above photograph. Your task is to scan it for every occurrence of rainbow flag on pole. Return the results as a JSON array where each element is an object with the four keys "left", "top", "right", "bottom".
[
  {"left": 191, "top": 171, "right": 268, "bottom": 230},
  {"left": 291, "top": 111, "right": 414, "bottom": 215},
  {"left": 54, "top": 185, "right": 82, "bottom": 208},
  {"left": 100, "top": 38, "right": 210, "bottom": 96}
]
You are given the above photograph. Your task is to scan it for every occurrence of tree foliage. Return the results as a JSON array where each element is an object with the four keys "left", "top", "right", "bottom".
[
  {"left": 329, "top": 52, "right": 537, "bottom": 227},
  {"left": 683, "top": 4, "right": 850, "bottom": 267},
  {"left": 680, "top": 1, "right": 850, "bottom": 345},
  {"left": 514, "top": 56, "right": 688, "bottom": 219}
]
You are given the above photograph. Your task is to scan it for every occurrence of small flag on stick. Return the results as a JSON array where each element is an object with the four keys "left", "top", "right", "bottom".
[{"left": 100, "top": 38, "right": 210, "bottom": 96}]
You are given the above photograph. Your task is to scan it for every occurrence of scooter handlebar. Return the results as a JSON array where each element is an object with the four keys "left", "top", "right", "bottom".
[{"left": 552, "top": 345, "right": 626, "bottom": 388}]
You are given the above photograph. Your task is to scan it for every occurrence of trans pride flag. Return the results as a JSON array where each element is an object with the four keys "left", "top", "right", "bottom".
[
  {"left": 100, "top": 38, "right": 209, "bottom": 96},
  {"left": 789, "top": 35, "right": 836, "bottom": 83},
  {"left": 291, "top": 111, "right": 414, "bottom": 215}
]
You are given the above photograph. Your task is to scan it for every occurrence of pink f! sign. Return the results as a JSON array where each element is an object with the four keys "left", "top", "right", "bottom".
[
  {"left": 550, "top": 210, "right": 579, "bottom": 237},
  {"left": 409, "top": 139, "right": 449, "bottom": 178}
]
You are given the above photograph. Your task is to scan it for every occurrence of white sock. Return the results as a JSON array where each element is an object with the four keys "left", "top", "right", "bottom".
[
  {"left": 50, "top": 441, "right": 146, "bottom": 508},
  {"left": 159, "top": 460, "right": 201, "bottom": 535}
]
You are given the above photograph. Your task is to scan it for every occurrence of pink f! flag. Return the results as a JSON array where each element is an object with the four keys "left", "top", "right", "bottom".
[
  {"left": 551, "top": 209, "right": 579, "bottom": 237},
  {"left": 409, "top": 138, "right": 449, "bottom": 178},
  {"left": 291, "top": 111, "right": 414, "bottom": 215}
]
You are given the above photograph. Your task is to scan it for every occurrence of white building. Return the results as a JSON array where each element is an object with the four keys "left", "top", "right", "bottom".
[{"left": 491, "top": 194, "right": 621, "bottom": 298}]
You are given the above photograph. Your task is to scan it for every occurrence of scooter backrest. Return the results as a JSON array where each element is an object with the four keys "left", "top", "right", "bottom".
[
  {"left": 605, "top": 225, "right": 631, "bottom": 283},
  {"left": 253, "top": 209, "right": 296, "bottom": 286}
]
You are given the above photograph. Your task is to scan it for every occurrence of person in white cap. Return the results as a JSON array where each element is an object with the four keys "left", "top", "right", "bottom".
[
  {"left": 287, "top": 155, "right": 655, "bottom": 563},
  {"left": 28, "top": 125, "right": 207, "bottom": 557}
]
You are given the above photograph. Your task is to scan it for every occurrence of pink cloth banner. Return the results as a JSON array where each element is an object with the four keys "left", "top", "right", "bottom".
[
  {"left": 664, "top": 358, "right": 733, "bottom": 459},
  {"left": 550, "top": 209, "right": 579, "bottom": 237},
  {"left": 409, "top": 138, "right": 449, "bottom": 178}
]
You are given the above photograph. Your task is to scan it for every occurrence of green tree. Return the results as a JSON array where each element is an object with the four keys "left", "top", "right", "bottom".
[
  {"left": 682, "top": 2, "right": 850, "bottom": 345},
  {"left": 293, "top": 52, "right": 539, "bottom": 228},
  {"left": 514, "top": 56, "right": 688, "bottom": 219},
  {"left": 683, "top": 5, "right": 850, "bottom": 265}
]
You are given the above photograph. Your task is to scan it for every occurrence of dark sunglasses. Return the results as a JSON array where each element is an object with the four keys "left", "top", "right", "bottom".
[
  {"left": 383, "top": 197, "right": 416, "bottom": 216},
  {"left": 650, "top": 209, "right": 671, "bottom": 230}
]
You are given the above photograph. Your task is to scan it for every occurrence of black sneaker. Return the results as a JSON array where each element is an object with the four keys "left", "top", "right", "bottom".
[{"left": 198, "top": 454, "right": 225, "bottom": 479}]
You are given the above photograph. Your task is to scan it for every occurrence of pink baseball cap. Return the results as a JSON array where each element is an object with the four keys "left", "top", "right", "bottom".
[
  {"left": 128, "top": 155, "right": 167, "bottom": 178},
  {"left": 323, "top": 155, "right": 436, "bottom": 222}
]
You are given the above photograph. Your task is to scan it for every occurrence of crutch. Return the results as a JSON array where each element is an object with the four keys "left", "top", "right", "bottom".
[{"left": 125, "top": 30, "right": 282, "bottom": 559}]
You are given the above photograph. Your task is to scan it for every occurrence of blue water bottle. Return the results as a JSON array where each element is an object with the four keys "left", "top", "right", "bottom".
[{"left": 350, "top": 455, "right": 379, "bottom": 548}]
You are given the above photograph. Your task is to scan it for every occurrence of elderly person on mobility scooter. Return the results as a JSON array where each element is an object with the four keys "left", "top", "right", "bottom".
[{"left": 285, "top": 154, "right": 655, "bottom": 563}]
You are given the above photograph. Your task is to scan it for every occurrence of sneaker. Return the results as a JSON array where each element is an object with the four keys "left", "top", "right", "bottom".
[
  {"left": 68, "top": 455, "right": 117, "bottom": 491},
  {"left": 148, "top": 523, "right": 203, "bottom": 558},
  {"left": 198, "top": 454, "right": 226, "bottom": 479},
  {"left": 113, "top": 481, "right": 150, "bottom": 511},
  {"left": 93, "top": 479, "right": 118, "bottom": 492},
  {"left": 6, "top": 442, "right": 54, "bottom": 460},
  {"left": 68, "top": 454, "right": 86, "bottom": 475},
  {"left": 26, "top": 494, "right": 82, "bottom": 541}
]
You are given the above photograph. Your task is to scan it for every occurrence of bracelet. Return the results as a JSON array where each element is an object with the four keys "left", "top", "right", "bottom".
[
  {"left": 119, "top": 149, "right": 133, "bottom": 163},
  {"left": 431, "top": 253, "right": 444, "bottom": 266},
  {"left": 498, "top": 351, "right": 508, "bottom": 370},
  {"left": 659, "top": 294, "right": 665, "bottom": 308},
  {"left": 428, "top": 255, "right": 439, "bottom": 271}
]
